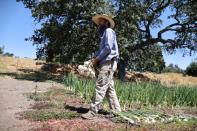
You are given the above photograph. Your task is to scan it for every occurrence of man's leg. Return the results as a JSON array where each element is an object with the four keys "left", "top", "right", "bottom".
[
  {"left": 81, "top": 64, "right": 111, "bottom": 119},
  {"left": 106, "top": 78, "right": 121, "bottom": 112},
  {"left": 106, "top": 61, "right": 121, "bottom": 112}
]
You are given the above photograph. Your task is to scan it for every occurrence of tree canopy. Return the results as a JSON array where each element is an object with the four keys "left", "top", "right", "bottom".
[
  {"left": 186, "top": 61, "right": 197, "bottom": 76},
  {"left": 17, "top": 0, "right": 196, "bottom": 72},
  {"left": 0, "top": 46, "right": 4, "bottom": 54},
  {"left": 114, "top": 0, "right": 196, "bottom": 54}
]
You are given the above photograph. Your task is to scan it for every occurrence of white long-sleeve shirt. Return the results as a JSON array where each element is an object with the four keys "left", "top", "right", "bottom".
[{"left": 96, "top": 28, "right": 119, "bottom": 65}]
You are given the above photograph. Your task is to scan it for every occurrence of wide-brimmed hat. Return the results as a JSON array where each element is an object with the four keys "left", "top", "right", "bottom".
[{"left": 92, "top": 14, "right": 115, "bottom": 28}]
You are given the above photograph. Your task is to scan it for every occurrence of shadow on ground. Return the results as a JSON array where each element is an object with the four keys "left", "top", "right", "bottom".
[
  {"left": 64, "top": 104, "right": 110, "bottom": 115},
  {"left": 0, "top": 70, "right": 63, "bottom": 83},
  {"left": 64, "top": 104, "right": 89, "bottom": 114}
]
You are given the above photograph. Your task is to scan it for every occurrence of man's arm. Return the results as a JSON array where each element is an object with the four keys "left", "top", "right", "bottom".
[
  {"left": 96, "top": 28, "right": 114, "bottom": 61},
  {"left": 94, "top": 50, "right": 100, "bottom": 58}
]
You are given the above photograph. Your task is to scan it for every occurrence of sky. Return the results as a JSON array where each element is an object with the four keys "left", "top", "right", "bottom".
[
  {"left": 0, "top": 0, "right": 38, "bottom": 58},
  {"left": 0, "top": 0, "right": 196, "bottom": 69}
]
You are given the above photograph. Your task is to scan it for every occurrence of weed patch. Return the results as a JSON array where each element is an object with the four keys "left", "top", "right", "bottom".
[{"left": 19, "top": 110, "right": 79, "bottom": 121}]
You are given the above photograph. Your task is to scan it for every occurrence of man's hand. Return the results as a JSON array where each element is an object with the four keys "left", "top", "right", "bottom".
[{"left": 91, "top": 58, "right": 99, "bottom": 67}]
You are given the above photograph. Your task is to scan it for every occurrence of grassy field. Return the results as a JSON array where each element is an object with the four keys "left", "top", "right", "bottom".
[
  {"left": 0, "top": 56, "right": 43, "bottom": 72},
  {"left": 64, "top": 75, "right": 197, "bottom": 108}
]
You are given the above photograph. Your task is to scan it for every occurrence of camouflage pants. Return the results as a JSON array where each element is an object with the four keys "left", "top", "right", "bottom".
[{"left": 90, "top": 60, "right": 121, "bottom": 113}]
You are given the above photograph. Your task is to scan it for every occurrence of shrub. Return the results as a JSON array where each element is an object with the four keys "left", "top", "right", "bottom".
[
  {"left": 0, "top": 46, "right": 4, "bottom": 54},
  {"left": 0, "top": 46, "right": 14, "bottom": 57},
  {"left": 3, "top": 52, "right": 14, "bottom": 57},
  {"left": 186, "top": 62, "right": 197, "bottom": 77},
  {"left": 162, "top": 64, "right": 184, "bottom": 74}
]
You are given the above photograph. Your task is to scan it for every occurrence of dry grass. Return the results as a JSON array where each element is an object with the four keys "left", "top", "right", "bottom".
[
  {"left": 143, "top": 72, "right": 197, "bottom": 87},
  {"left": 0, "top": 56, "right": 197, "bottom": 86},
  {"left": 158, "top": 73, "right": 197, "bottom": 86},
  {"left": 0, "top": 56, "right": 44, "bottom": 73}
]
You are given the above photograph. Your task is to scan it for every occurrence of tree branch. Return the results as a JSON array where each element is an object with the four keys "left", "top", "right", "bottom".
[{"left": 157, "top": 22, "right": 180, "bottom": 38}]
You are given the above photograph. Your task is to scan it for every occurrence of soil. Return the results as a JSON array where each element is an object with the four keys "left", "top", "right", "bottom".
[
  {"left": 0, "top": 76, "right": 128, "bottom": 131},
  {"left": 0, "top": 76, "right": 62, "bottom": 131}
]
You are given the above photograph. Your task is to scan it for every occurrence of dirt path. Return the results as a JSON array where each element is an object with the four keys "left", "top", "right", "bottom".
[
  {"left": 0, "top": 76, "right": 125, "bottom": 131},
  {"left": 0, "top": 76, "right": 63, "bottom": 131}
]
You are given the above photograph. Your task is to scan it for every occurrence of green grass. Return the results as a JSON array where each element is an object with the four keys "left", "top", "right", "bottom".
[
  {"left": 63, "top": 75, "right": 197, "bottom": 107},
  {"left": 19, "top": 110, "right": 79, "bottom": 121},
  {"left": 21, "top": 88, "right": 80, "bottom": 121}
]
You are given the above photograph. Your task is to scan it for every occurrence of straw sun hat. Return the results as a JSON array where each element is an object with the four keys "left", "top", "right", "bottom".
[{"left": 92, "top": 14, "right": 115, "bottom": 28}]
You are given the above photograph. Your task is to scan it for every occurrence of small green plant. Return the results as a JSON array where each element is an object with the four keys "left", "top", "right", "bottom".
[{"left": 28, "top": 85, "right": 41, "bottom": 101}]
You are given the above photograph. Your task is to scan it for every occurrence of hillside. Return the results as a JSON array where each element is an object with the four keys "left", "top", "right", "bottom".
[{"left": 0, "top": 56, "right": 196, "bottom": 86}]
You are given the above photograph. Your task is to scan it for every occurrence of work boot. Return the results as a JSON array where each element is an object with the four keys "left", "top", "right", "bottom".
[{"left": 81, "top": 110, "right": 96, "bottom": 120}]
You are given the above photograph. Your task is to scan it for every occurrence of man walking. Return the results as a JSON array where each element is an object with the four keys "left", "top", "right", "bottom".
[{"left": 81, "top": 14, "right": 121, "bottom": 119}]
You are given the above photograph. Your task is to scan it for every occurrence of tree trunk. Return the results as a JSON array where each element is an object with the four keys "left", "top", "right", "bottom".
[{"left": 118, "top": 59, "right": 126, "bottom": 81}]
